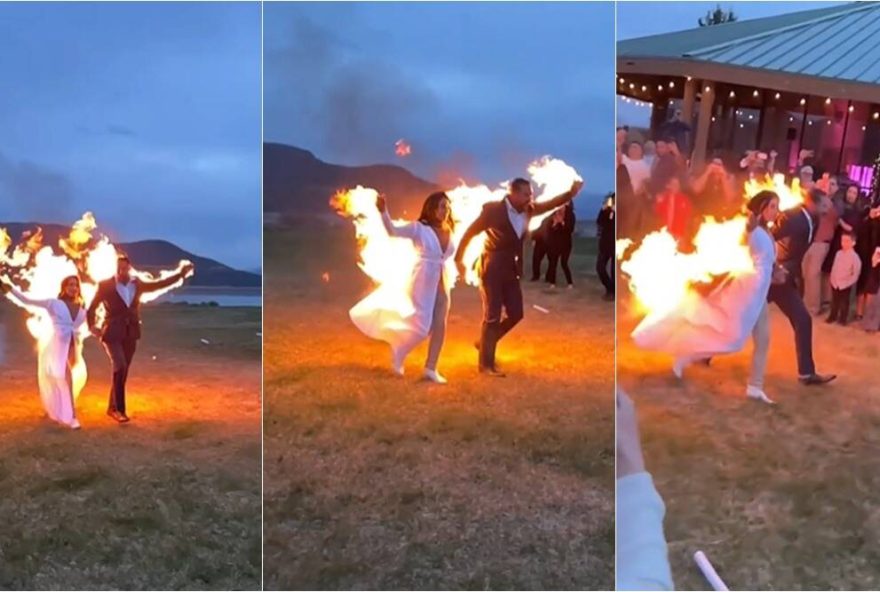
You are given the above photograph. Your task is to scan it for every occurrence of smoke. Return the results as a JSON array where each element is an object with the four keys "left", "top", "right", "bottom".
[
  {"left": 0, "top": 151, "right": 74, "bottom": 221},
  {"left": 266, "top": 13, "right": 439, "bottom": 164}
]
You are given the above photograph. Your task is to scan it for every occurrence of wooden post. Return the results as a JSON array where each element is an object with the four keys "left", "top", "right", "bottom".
[
  {"left": 683, "top": 78, "right": 696, "bottom": 124},
  {"left": 693, "top": 81, "right": 715, "bottom": 170}
]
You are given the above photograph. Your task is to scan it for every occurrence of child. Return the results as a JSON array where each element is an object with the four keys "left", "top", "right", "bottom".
[
  {"left": 827, "top": 231, "right": 862, "bottom": 325},
  {"left": 862, "top": 247, "right": 880, "bottom": 332}
]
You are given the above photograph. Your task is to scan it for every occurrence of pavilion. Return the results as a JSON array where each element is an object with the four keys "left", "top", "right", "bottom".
[{"left": 617, "top": 2, "right": 880, "bottom": 190}]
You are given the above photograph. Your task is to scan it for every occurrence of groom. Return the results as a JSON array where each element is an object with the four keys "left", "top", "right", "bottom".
[
  {"left": 456, "top": 178, "right": 583, "bottom": 376},
  {"left": 87, "top": 255, "right": 195, "bottom": 422},
  {"left": 769, "top": 188, "right": 836, "bottom": 385}
]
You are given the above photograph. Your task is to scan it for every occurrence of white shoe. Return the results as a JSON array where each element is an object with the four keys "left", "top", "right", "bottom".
[
  {"left": 747, "top": 385, "right": 775, "bottom": 405},
  {"left": 391, "top": 348, "right": 405, "bottom": 376},
  {"left": 70, "top": 419, "right": 81, "bottom": 430},
  {"left": 423, "top": 368, "right": 448, "bottom": 384},
  {"left": 672, "top": 357, "right": 688, "bottom": 379}
]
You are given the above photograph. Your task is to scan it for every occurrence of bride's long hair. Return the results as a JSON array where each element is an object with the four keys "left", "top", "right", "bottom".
[
  {"left": 58, "top": 275, "right": 84, "bottom": 306},
  {"left": 418, "top": 191, "right": 455, "bottom": 232}
]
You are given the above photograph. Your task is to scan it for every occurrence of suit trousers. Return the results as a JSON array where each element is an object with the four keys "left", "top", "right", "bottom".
[
  {"left": 479, "top": 273, "right": 524, "bottom": 369},
  {"left": 768, "top": 282, "right": 815, "bottom": 377},
  {"left": 103, "top": 338, "right": 138, "bottom": 414},
  {"left": 802, "top": 241, "right": 830, "bottom": 315}
]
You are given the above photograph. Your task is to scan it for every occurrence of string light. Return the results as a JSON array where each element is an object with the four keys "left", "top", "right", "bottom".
[
  {"left": 874, "top": 112, "right": 879, "bottom": 120},
  {"left": 774, "top": 92, "right": 781, "bottom": 100},
  {"left": 711, "top": 116, "right": 716, "bottom": 122},
  {"left": 704, "top": 85, "right": 711, "bottom": 93},
  {"left": 753, "top": 90, "right": 759, "bottom": 97},
  {"left": 657, "top": 84, "right": 663, "bottom": 91},
  {"left": 629, "top": 83, "right": 635, "bottom": 90},
  {"left": 729, "top": 90, "right": 736, "bottom": 98},
  {"left": 800, "top": 98, "right": 806, "bottom": 106},
  {"left": 668, "top": 81, "right": 675, "bottom": 89},
  {"left": 619, "top": 77, "right": 625, "bottom": 84},
  {"left": 739, "top": 123, "right": 744, "bottom": 128},
  {"left": 826, "top": 119, "right": 831, "bottom": 125},
  {"left": 849, "top": 105, "right": 855, "bottom": 112},
  {"left": 687, "top": 76, "right": 692, "bottom": 81},
  {"left": 789, "top": 116, "right": 794, "bottom": 122},
  {"left": 641, "top": 85, "right": 647, "bottom": 92},
  {"left": 825, "top": 97, "right": 832, "bottom": 105},
  {"left": 863, "top": 125, "right": 868, "bottom": 131},
  {"left": 808, "top": 120, "right": 813, "bottom": 125}
]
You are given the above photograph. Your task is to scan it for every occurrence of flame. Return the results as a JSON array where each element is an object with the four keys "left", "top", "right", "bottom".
[
  {"left": 2, "top": 212, "right": 191, "bottom": 343},
  {"left": 395, "top": 139, "right": 412, "bottom": 157},
  {"left": 331, "top": 156, "right": 582, "bottom": 322},
  {"left": 743, "top": 173, "right": 803, "bottom": 211},
  {"left": 620, "top": 173, "right": 799, "bottom": 324}
]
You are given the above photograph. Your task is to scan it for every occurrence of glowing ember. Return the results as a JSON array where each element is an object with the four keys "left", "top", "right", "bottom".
[
  {"left": 2, "top": 212, "right": 192, "bottom": 343},
  {"left": 321, "top": 272, "right": 330, "bottom": 283},
  {"left": 395, "top": 139, "right": 412, "bottom": 157},
  {"left": 331, "top": 156, "right": 582, "bottom": 319},
  {"left": 744, "top": 173, "right": 803, "bottom": 211}
]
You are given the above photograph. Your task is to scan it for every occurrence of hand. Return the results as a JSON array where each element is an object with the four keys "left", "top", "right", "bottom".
[
  {"left": 569, "top": 180, "right": 584, "bottom": 197},
  {"left": 376, "top": 195, "right": 387, "bottom": 212},
  {"left": 181, "top": 262, "right": 195, "bottom": 277},
  {"left": 455, "top": 260, "right": 466, "bottom": 281},
  {"left": 772, "top": 265, "right": 789, "bottom": 285},
  {"left": 770, "top": 150, "right": 778, "bottom": 158},
  {"left": 616, "top": 389, "right": 646, "bottom": 479}
]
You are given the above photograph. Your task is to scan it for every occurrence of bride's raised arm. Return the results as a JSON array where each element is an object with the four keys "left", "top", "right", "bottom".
[
  {"left": 1, "top": 278, "right": 51, "bottom": 311},
  {"left": 377, "top": 197, "right": 419, "bottom": 240}
]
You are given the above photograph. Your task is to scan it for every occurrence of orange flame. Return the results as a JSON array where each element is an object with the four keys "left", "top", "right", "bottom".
[
  {"left": 331, "top": 156, "right": 582, "bottom": 322},
  {"left": 395, "top": 139, "right": 412, "bottom": 157},
  {"left": 743, "top": 173, "right": 804, "bottom": 211},
  {"left": 2, "top": 212, "right": 191, "bottom": 342}
]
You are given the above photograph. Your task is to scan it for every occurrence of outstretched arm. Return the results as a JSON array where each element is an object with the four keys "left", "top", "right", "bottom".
[
  {"left": 1, "top": 277, "right": 51, "bottom": 310},
  {"left": 531, "top": 180, "right": 584, "bottom": 217},
  {"left": 138, "top": 263, "right": 195, "bottom": 295},
  {"left": 454, "top": 208, "right": 489, "bottom": 267}
]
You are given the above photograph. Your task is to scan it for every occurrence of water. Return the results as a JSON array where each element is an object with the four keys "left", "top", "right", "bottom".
[{"left": 153, "top": 287, "right": 262, "bottom": 308}]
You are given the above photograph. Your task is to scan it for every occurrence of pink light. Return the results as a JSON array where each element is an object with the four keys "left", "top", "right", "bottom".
[{"left": 848, "top": 164, "right": 874, "bottom": 192}]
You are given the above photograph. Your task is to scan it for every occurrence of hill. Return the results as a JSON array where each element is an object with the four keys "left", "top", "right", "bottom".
[{"left": 1, "top": 222, "right": 260, "bottom": 288}]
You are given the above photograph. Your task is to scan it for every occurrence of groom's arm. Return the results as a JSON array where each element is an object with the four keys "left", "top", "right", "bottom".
[
  {"left": 531, "top": 181, "right": 584, "bottom": 217},
  {"left": 138, "top": 263, "right": 195, "bottom": 295},
  {"left": 454, "top": 207, "right": 489, "bottom": 266},
  {"left": 86, "top": 283, "right": 105, "bottom": 330}
]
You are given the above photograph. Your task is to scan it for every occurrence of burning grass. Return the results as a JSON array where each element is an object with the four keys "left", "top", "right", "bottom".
[
  {"left": 618, "top": 297, "right": 880, "bottom": 590},
  {"left": 0, "top": 305, "right": 261, "bottom": 590},
  {"left": 263, "top": 224, "right": 614, "bottom": 590}
]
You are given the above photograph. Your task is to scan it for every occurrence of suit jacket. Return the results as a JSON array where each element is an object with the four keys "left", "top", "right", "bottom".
[
  {"left": 457, "top": 191, "right": 576, "bottom": 281},
  {"left": 773, "top": 206, "right": 816, "bottom": 278},
  {"left": 87, "top": 273, "right": 185, "bottom": 342}
]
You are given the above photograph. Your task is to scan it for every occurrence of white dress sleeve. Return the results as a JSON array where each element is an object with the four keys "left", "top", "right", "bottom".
[
  {"left": 381, "top": 210, "right": 420, "bottom": 241},
  {"left": 616, "top": 472, "right": 674, "bottom": 591},
  {"left": 8, "top": 286, "right": 52, "bottom": 310}
]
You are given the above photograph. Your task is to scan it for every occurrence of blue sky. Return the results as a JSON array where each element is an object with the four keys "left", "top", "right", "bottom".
[
  {"left": 264, "top": 1, "right": 615, "bottom": 214},
  {"left": 0, "top": 2, "right": 261, "bottom": 270},
  {"left": 617, "top": 1, "right": 844, "bottom": 126}
]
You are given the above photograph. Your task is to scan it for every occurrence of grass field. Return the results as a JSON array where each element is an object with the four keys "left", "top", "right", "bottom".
[
  {"left": 263, "top": 224, "right": 614, "bottom": 590},
  {"left": 618, "top": 297, "right": 880, "bottom": 591},
  {"left": 0, "top": 305, "right": 262, "bottom": 590}
]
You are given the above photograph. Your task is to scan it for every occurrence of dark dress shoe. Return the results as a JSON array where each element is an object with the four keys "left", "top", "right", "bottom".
[
  {"left": 799, "top": 373, "right": 837, "bottom": 386},
  {"left": 479, "top": 366, "right": 506, "bottom": 377}
]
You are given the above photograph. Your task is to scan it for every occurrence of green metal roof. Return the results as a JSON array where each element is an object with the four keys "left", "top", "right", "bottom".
[{"left": 618, "top": 2, "right": 880, "bottom": 86}]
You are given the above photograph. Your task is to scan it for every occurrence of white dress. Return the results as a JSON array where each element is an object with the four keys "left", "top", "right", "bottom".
[
  {"left": 632, "top": 226, "right": 776, "bottom": 357},
  {"left": 350, "top": 211, "right": 457, "bottom": 346},
  {"left": 9, "top": 287, "right": 87, "bottom": 426}
]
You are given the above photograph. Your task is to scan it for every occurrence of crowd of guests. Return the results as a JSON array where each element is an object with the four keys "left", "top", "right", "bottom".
[
  {"left": 617, "top": 125, "right": 880, "bottom": 332},
  {"left": 526, "top": 195, "right": 616, "bottom": 302}
]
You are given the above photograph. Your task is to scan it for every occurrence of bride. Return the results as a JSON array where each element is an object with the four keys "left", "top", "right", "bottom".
[
  {"left": 631, "top": 190, "right": 781, "bottom": 403},
  {"left": 1, "top": 274, "right": 88, "bottom": 428},
  {"left": 350, "top": 191, "right": 457, "bottom": 384}
]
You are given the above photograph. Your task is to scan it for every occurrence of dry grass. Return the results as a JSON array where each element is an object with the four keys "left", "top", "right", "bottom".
[
  {"left": 263, "top": 225, "right": 614, "bottom": 590},
  {"left": 0, "top": 305, "right": 262, "bottom": 590},
  {"left": 618, "top": 298, "right": 880, "bottom": 591}
]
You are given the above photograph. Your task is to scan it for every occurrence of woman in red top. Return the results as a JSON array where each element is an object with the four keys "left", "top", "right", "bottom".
[{"left": 654, "top": 176, "right": 693, "bottom": 242}]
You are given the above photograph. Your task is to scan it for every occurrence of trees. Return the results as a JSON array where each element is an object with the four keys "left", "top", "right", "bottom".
[{"left": 698, "top": 4, "right": 737, "bottom": 27}]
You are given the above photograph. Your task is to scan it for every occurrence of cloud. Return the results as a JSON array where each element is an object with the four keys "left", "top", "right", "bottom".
[
  {"left": 0, "top": 151, "right": 74, "bottom": 221},
  {"left": 266, "top": 14, "right": 440, "bottom": 163}
]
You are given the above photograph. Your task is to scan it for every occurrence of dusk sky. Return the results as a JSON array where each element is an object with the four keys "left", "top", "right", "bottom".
[
  {"left": 0, "top": 2, "right": 261, "bottom": 271},
  {"left": 617, "top": 1, "right": 844, "bottom": 126},
  {"left": 264, "top": 2, "right": 615, "bottom": 214}
]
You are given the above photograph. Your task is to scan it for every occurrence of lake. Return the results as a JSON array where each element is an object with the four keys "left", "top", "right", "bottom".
[{"left": 153, "top": 286, "right": 262, "bottom": 308}]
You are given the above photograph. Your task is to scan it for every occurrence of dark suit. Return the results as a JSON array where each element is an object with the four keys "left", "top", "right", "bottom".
[
  {"left": 457, "top": 191, "right": 576, "bottom": 370},
  {"left": 546, "top": 203, "right": 576, "bottom": 286},
  {"left": 596, "top": 205, "right": 615, "bottom": 295},
  {"left": 87, "top": 273, "right": 185, "bottom": 414},
  {"left": 769, "top": 207, "right": 817, "bottom": 376}
]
